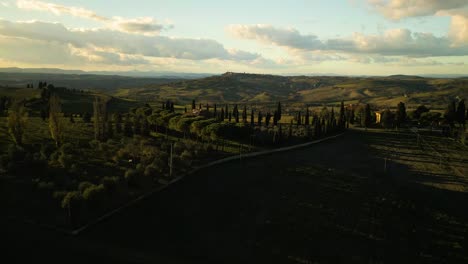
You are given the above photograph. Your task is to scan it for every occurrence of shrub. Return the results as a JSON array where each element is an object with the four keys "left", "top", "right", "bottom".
[
  {"left": 78, "top": 181, "right": 93, "bottom": 194},
  {"left": 82, "top": 184, "right": 105, "bottom": 204}
]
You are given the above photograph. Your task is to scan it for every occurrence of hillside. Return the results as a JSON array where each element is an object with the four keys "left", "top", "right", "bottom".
[
  {"left": 0, "top": 72, "right": 183, "bottom": 93},
  {"left": 120, "top": 73, "right": 468, "bottom": 108},
  {"left": 0, "top": 85, "right": 141, "bottom": 114}
]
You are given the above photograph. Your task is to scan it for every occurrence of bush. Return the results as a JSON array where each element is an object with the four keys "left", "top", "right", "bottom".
[
  {"left": 78, "top": 181, "right": 93, "bottom": 194},
  {"left": 144, "top": 164, "right": 159, "bottom": 179},
  {"left": 82, "top": 184, "right": 105, "bottom": 204},
  {"left": 61, "top": 191, "right": 81, "bottom": 209}
]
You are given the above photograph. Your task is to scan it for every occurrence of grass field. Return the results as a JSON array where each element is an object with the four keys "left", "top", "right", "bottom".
[{"left": 2, "top": 129, "right": 468, "bottom": 263}]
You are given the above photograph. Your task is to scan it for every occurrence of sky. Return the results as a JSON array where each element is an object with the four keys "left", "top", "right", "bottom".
[{"left": 0, "top": 0, "right": 467, "bottom": 75}]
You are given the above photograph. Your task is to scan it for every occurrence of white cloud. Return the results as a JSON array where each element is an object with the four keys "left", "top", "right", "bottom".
[
  {"left": 228, "top": 24, "right": 468, "bottom": 57},
  {"left": 227, "top": 24, "right": 323, "bottom": 50},
  {"left": 368, "top": 0, "right": 468, "bottom": 20},
  {"left": 0, "top": 19, "right": 261, "bottom": 62},
  {"left": 367, "top": 0, "right": 468, "bottom": 47},
  {"left": 16, "top": 0, "right": 109, "bottom": 21},
  {"left": 16, "top": 0, "right": 171, "bottom": 35}
]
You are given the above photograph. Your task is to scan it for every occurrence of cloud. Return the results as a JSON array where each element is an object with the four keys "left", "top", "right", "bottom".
[
  {"left": 368, "top": 0, "right": 468, "bottom": 20},
  {"left": 0, "top": 19, "right": 261, "bottom": 62},
  {"left": 16, "top": 0, "right": 171, "bottom": 35},
  {"left": 228, "top": 24, "right": 468, "bottom": 57},
  {"left": 367, "top": 0, "right": 468, "bottom": 47},
  {"left": 110, "top": 17, "right": 172, "bottom": 36},
  {"left": 16, "top": 0, "right": 109, "bottom": 21},
  {"left": 227, "top": 24, "right": 323, "bottom": 50}
]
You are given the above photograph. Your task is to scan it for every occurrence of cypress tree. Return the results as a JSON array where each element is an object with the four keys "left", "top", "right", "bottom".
[
  {"left": 277, "top": 102, "right": 282, "bottom": 121},
  {"left": 107, "top": 120, "right": 114, "bottom": 138},
  {"left": 297, "top": 111, "right": 302, "bottom": 125},
  {"left": 234, "top": 104, "right": 239, "bottom": 123},
  {"left": 214, "top": 104, "right": 217, "bottom": 118},
  {"left": 242, "top": 105, "right": 247, "bottom": 123},
  {"left": 192, "top": 100, "right": 196, "bottom": 110},
  {"left": 305, "top": 108, "right": 310, "bottom": 126},
  {"left": 456, "top": 99, "right": 466, "bottom": 127},
  {"left": 258, "top": 111, "right": 263, "bottom": 126},
  {"left": 220, "top": 108, "right": 225, "bottom": 121},
  {"left": 228, "top": 112, "right": 232, "bottom": 122},
  {"left": 363, "top": 104, "right": 372, "bottom": 128},
  {"left": 250, "top": 109, "right": 254, "bottom": 126},
  {"left": 339, "top": 100, "right": 345, "bottom": 129},
  {"left": 445, "top": 100, "right": 456, "bottom": 127},
  {"left": 273, "top": 111, "right": 278, "bottom": 126},
  {"left": 265, "top": 112, "right": 271, "bottom": 127},
  {"left": 396, "top": 102, "right": 406, "bottom": 128}
]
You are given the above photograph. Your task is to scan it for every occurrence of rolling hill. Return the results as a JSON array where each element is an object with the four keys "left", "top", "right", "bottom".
[{"left": 119, "top": 72, "right": 468, "bottom": 109}]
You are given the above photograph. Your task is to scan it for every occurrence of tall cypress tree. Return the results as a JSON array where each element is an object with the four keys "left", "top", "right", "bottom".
[
  {"left": 445, "top": 100, "right": 456, "bottom": 127},
  {"left": 242, "top": 105, "right": 247, "bottom": 123},
  {"left": 339, "top": 100, "right": 345, "bottom": 129},
  {"left": 273, "top": 111, "right": 278, "bottom": 126},
  {"left": 396, "top": 102, "right": 406, "bottom": 128},
  {"left": 258, "top": 111, "right": 263, "bottom": 126},
  {"left": 456, "top": 99, "right": 466, "bottom": 127},
  {"left": 250, "top": 109, "right": 254, "bottom": 126},
  {"left": 305, "top": 108, "right": 310, "bottom": 126},
  {"left": 192, "top": 100, "right": 196, "bottom": 110},
  {"left": 277, "top": 102, "right": 282, "bottom": 121},
  {"left": 265, "top": 112, "right": 271, "bottom": 127},
  {"left": 363, "top": 104, "right": 372, "bottom": 128}
]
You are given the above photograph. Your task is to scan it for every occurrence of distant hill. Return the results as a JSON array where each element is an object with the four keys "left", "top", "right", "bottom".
[
  {"left": 120, "top": 72, "right": 468, "bottom": 108},
  {"left": 0, "top": 72, "right": 186, "bottom": 93},
  {"left": 0, "top": 67, "right": 213, "bottom": 79}
]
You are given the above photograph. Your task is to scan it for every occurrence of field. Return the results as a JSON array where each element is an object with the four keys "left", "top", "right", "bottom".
[
  {"left": 119, "top": 73, "right": 468, "bottom": 109},
  {"left": 3, "top": 129, "right": 468, "bottom": 263}
]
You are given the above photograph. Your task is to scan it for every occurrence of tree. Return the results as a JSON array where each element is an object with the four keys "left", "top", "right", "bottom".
[
  {"left": 338, "top": 101, "right": 345, "bottom": 129},
  {"left": 445, "top": 100, "right": 456, "bottom": 127},
  {"left": 123, "top": 116, "right": 133, "bottom": 137},
  {"left": 362, "top": 104, "right": 372, "bottom": 128},
  {"left": 93, "top": 97, "right": 108, "bottom": 141},
  {"left": 381, "top": 109, "right": 394, "bottom": 129},
  {"left": 233, "top": 104, "right": 239, "bottom": 123},
  {"left": 49, "top": 94, "right": 64, "bottom": 147},
  {"left": 113, "top": 113, "right": 123, "bottom": 134},
  {"left": 395, "top": 102, "right": 407, "bottom": 128},
  {"left": 297, "top": 111, "right": 302, "bottom": 125},
  {"left": 242, "top": 105, "right": 247, "bottom": 123},
  {"left": 7, "top": 101, "right": 28, "bottom": 145},
  {"left": 257, "top": 111, "right": 263, "bottom": 126},
  {"left": 83, "top": 112, "right": 91, "bottom": 123},
  {"left": 273, "top": 111, "right": 278, "bottom": 126},
  {"left": 305, "top": 108, "right": 310, "bottom": 126},
  {"left": 413, "top": 105, "right": 429, "bottom": 120},
  {"left": 265, "top": 112, "right": 272, "bottom": 127},
  {"left": 192, "top": 99, "right": 196, "bottom": 110},
  {"left": 69, "top": 114, "right": 75, "bottom": 123},
  {"left": 456, "top": 99, "right": 466, "bottom": 127},
  {"left": 277, "top": 102, "right": 282, "bottom": 121},
  {"left": 250, "top": 109, "right": 254, "bottom": 126},
  {"left": 220, "top": 108, "right": 225, "bottom": 121}
]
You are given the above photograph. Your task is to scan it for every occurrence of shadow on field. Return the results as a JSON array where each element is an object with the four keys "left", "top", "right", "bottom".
[{"left": 3, "top": 130, "right": 468, "bottom": 263}]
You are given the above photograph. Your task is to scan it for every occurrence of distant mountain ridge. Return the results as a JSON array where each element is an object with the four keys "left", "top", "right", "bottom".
[{"left": 0, "top": 67, "right": 214, "bottom": 79}]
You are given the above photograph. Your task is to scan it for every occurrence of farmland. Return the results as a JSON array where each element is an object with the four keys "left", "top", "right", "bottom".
[{"left": 2, "top": 129, "right": 468, "bottom": 263}]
